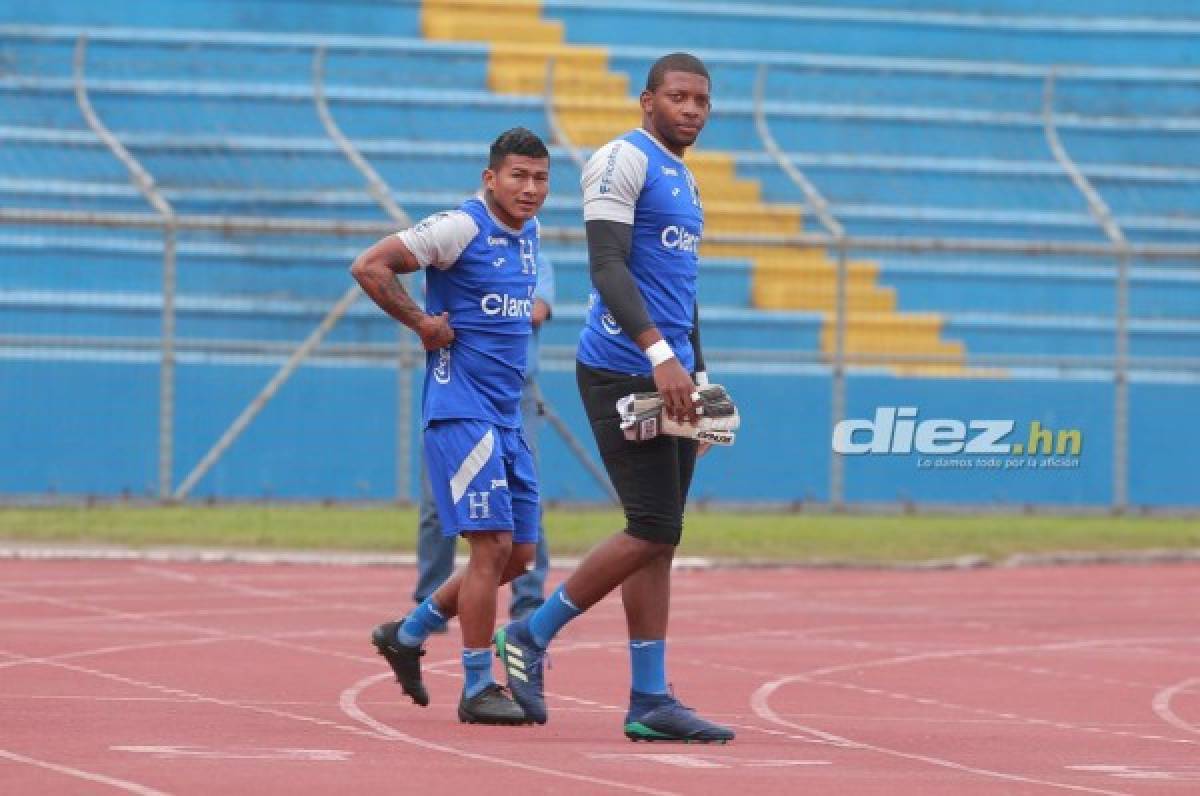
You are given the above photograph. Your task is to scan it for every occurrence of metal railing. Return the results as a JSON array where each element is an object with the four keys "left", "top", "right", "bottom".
[
  {"left": 310, "top": 44, "right": 416, "bottom": 505},
  {"left": 754, "top": 63, "right": 851, "bottom": 510},
  {"left": 72, "top": 34, "right": 178, "bottom": 500},
  {"left": 1041, "top": 68, "right": 1133, "bottom": 511}
]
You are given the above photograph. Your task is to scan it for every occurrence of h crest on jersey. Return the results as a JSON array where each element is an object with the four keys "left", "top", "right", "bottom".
[{"left": 519, "top": 238, "right": 537, "bottom": 276}]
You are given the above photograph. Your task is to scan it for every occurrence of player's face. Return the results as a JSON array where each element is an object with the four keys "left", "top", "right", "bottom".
[
  {"left": 484, "top": 154, "right": 550, "bottom": 226},
  {"left": 642, "top": 71, "right": 711, "bottom": 154}
]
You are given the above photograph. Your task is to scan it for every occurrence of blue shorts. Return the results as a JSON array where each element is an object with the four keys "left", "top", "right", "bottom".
[{"left": 423, "top": 419, "right": 540, "bottom": 544}]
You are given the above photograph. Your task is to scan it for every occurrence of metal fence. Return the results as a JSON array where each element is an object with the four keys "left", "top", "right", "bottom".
[{"left": 3, "top": 27, "right": 1199, "bottom": 509}]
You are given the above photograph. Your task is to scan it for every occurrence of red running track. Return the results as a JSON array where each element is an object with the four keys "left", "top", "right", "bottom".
[{"left": 0, "top": 559, "right": 1198, "bottom": 795}]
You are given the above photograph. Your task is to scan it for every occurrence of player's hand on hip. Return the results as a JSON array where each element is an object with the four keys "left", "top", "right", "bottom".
[
  {"left": 416, "top": 312, "right": 455, "bottom": 351},
  {"left": 652, "top": 358, "right": 700, "bottom": 425}
]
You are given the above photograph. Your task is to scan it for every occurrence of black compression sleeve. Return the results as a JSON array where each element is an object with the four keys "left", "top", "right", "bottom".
[
  {"left": 689, "top": 298, "right": 706, "bottom": 373},
  {"left": 586, "top": 219, "right": 655, "bottom": 339}
]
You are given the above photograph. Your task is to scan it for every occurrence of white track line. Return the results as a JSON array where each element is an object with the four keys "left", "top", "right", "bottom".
[
  {"left": 0, "top": 647, "right": 386, "bottom": 740},
  {"left": 771, "top": 635, "right": 1200, "bottom": 683},
  {"left": 2, "top": 563, "right": 1159, "bottom": 794},
  {"left": 751, "top": 681, "right": 1130, "bottom": 796},
  {"left": 340, "top": 672, "right": 680, "bottom": 796},
  {"left": 0, "top": 576, "right": 778, "bottom": 788},
  {"left": 806, "top": 675, "right": 1197, "bottom": 747},
  {"left": 1153, "top": 678, "right": 1200, "bottom": 736},
  {"left": 747, "top": 637, "right": 1200, "bottom": 796},
  {"left": 0, "top": 748, "right": 171, "bottom": 796},
  {"left": 0, "top": 585, "right": 396, "bottom": 672}
]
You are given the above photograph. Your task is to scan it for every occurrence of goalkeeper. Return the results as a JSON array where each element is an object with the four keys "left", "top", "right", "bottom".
[{"left": 494, "top": 52, "right": 735, "bottom": 744}]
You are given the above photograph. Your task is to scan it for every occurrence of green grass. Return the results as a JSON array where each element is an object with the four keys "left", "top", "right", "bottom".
[{"left": 1, "top": 506, "right": 1197, "bottom": 563}]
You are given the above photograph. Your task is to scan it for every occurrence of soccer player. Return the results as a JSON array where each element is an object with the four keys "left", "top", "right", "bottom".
[
  {"left": 495, "top": 54, "right": 735, "bottom": 743},
  {"left": 350, "top": 127, "right": 550, "bottom": 725},
  {"left": 411, "top": 253, "right": 555, "bottom": 623}
]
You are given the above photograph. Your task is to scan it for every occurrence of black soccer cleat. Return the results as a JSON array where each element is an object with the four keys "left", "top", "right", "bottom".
[
  {"left": 624, "top": 691, "right": 735, "bottom": 744},
  {"left": 371, "top": 621, "right": 429, "bottom": 707},
  {"left": 458, "top": 683, "right": 531, "bottom": 726}
]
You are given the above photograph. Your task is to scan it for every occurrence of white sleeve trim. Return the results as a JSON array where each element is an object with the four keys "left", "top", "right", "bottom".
[
  {"left": 396, "top": 210, "right": 479, "bottom": 270},
  {"left": 581, "top": 140, "right": 647, "bottom": 225}
]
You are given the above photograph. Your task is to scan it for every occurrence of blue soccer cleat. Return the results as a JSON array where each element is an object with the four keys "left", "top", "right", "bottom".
[
  {"left": 624, "top": 690, "right": 735, "bottom": 743},
  {"left": 493, "top": 619, "right": 548, "bottom": 724}
]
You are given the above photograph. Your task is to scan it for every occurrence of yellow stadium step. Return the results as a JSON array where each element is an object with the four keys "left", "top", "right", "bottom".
[
  {"left": 425, "top": 0, "right": 542, "bottom": 11},
  {"left": 494, "top": 67, "right": 628, "bottom": 96},
  {"left": 753, "top": 267, "right": 888, "bottom": 292},
  {"left": 755, "top": 284, "right": 897, "bottom": 313},
  {"left": 822, "top": 314, "right": 962, "bottom": 356},
  {"left": 831, "top": 336, "right": 965, "bottom": 360},
  {"left": 691, "top": 177, "right": 766, "bottom": 205},
  {"left": 422, "top": 0, "right": 545, "bottom": 21},
  {"left": 702, "top": 243, "right": 813, "bottom": 260},
  {"left": 684, "top": 152, "right": 737, "bottom": 181},
  {"left": 423, "top": 13, "right": 563, "bottom": 44},
  {"left": 692, "top": 179, "right": 761, "bottom": 203},
  {"left": 554, "top": 95, "right": 638, "bottom": 112},
  {"left": 492, "top": 43, "right": 610, "bottom": 70},
  {"left": 704, "top": 204, "right": 802, "bottom": 237},
  {"left": 820, "top": 312, "right": 969, "bottom": 374},
  {"left": 752, "top": 256, "right": 878, "bottom": 281},
  {"left": 559, "top": 120, "right": 644, "bottom": 148}
]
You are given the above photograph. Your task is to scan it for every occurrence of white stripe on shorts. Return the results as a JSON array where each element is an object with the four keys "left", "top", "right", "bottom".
[{"left": 450, "top": 428, "right": 495, "bottom": 504}]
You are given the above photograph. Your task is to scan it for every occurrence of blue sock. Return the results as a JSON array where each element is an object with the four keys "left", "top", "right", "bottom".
[
  {"left": 396, "top": 597, "right": 448, "bottom": 647},
  {"left": 629, "top": 639, "right": 668, "bottom": 696},
  {"left": 462, "top": 648, "right": 494, "bottom": 698},
  {"left": 527, "top": 584, "right": 582, "bottom": 649}
]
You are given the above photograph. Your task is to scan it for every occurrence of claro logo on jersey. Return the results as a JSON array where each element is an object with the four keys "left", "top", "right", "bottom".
[
  {"left": 661, "top": 225, "right": 701, "bottom": 254},
  {"left": 481, "top": 292, "right": 533, "bottom": 318}
]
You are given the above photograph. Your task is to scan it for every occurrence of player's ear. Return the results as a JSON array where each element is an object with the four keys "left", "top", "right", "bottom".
[
  {"left": 639, "top": 89, "right": 654, "bottom": 115},
  {"left": 482, "top": 168, "right": 495, "bottom": 193}
]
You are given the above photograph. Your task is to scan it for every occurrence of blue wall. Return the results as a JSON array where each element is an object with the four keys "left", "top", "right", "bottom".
[{"left": 3, "top": 356, "right": 1195, "bottom": 507}]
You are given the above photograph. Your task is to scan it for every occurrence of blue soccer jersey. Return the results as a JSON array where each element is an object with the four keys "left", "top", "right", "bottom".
[
  {"left": 576, "top": 128, "right": 704, "bottom": 376},
  {"left": 397, "top": 196, "right": 540, "bottom": 429}
]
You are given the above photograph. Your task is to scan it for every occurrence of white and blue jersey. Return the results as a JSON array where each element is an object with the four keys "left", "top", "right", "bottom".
[
  {"left": 576, "top": 128, "right": 703, "bottom": 376},
  {"left": 397, "top": 196, "right": 540, "bottom": 538},
  {"left": 401, "top": 196, "right": 540, "bottom": 429}
]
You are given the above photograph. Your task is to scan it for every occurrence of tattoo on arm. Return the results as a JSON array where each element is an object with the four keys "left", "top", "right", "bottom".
[
  {"left": 359, "top": 268, "right": 426, "bottom": 330},
  {"left": 350, "top": 236, "right": 427, "bottom": 332}
]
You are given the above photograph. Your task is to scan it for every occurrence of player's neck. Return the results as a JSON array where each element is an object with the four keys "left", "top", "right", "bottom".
[
  {"left": 482, "top": 190, "right": 523, "bottom": 234},
  {"left": 639, "top": 124, "right": 687, "bottom": 160}
]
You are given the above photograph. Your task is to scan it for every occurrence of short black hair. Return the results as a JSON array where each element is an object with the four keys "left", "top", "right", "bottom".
[
  {"left": 644, "top": 52, "right": 710, "bottom": 93},
  {"left": 488, "top": 127, "right": 549, "bottom": 170}
]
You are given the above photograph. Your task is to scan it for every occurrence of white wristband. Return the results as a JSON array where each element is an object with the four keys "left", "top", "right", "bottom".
[
  {"left": 694, "top": 371, "right": 709, "bottom": 386},
  {"left": 645, "top": 340, "right": 676, "bottom": 367}
]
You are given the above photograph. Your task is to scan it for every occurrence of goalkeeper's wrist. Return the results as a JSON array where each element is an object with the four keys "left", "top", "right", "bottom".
[{"left": 644, "top": 340, "right": 676, "bottom": 367}]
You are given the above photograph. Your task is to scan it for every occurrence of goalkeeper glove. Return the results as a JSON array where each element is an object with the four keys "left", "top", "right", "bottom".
[{"left": 617, "top": 384, "right": 740, "bottom": 446}]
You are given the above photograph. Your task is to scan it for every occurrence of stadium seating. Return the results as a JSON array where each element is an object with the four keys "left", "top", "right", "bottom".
[
  {"left": 1, "top": 0, "right": 1197, "bottom": 502},
  {"left": 4, "top": 15, "right": 1197, "bottom": 357}
]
